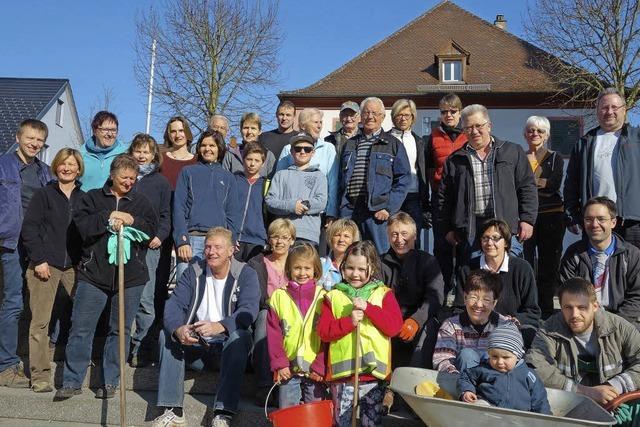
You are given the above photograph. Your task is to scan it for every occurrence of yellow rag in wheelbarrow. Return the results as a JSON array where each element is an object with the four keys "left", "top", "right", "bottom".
[
  {"left": 415, "top": 380, "right": 454, "bottom": 400},
  {"left": 107, "top": 226, "right": 150, "bottom": 265}
]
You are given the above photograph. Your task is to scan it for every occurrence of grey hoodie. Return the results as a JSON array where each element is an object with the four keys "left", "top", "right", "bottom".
[{"left": 265, "top": 165, "right": 328, "bottom": 243}]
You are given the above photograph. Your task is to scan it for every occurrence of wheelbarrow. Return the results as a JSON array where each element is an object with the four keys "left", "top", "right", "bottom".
[{"left": 390, "top": 367, "right": 617, "bottom": 427}]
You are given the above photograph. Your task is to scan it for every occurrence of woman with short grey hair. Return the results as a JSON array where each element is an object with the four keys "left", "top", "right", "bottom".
[
  {"left": 390, "top": 98, "right": 429, "bottom": 248},
  {"left": 522, "top": 115, "right": 564, "bottom": 319}
]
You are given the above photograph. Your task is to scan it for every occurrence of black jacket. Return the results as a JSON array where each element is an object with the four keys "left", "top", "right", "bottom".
[
  {"left": 455, "top": 256, "right": 541, "bottom": 330},
  {"left": 533, "top": 149, "right": 564, "bottom": 213},
  {"left": 21, "top": 181, "right": 85, "bottom": 269},
  {"left": 247, "top": 252, "right": 270, "bottom": 310},
  {"left": 134, "top": 170, "right": 172, "bottom": 242},
  {"left": 435, "top": 137, "right": 538, "bottom": 241},
  {"left": 74, "top": 183, "right": 157, "bottom": 291},
  {"left": 559, "top": 234, "right": 640, "bottom": 329},
  {"left": 381, "top": 249, "right": 444, "bottom": 327},
  {"left": 565, "top": 124, "right": 640, "bottom": 225}
]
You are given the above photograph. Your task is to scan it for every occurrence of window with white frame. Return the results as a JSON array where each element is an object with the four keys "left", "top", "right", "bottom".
[{"left": 442, "top": 60, "right": 462, "bottom": 82}]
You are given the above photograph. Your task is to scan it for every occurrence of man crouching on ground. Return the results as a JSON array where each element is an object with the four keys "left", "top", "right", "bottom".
[{"left": 152, "top": 227, "right": 260, "bottom": 427}]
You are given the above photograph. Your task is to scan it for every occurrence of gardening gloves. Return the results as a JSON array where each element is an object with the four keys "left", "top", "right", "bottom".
[
  {"left": 399, "top": 318, "right": 419, "bottom": 342},
  {"left": 107, "top": 226, "right": 150, "bottom": 265}
]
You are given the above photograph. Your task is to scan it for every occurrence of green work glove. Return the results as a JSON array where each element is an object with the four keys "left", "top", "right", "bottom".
[{"left": 107, "top": 225, "right": 150, "bottom": 265}]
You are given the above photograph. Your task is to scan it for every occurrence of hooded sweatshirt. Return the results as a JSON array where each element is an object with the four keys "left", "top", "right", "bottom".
[
  {"left": 265, "top": 165, "right": 328, "bottom": 244},
  {"left": 79, "top": 136, "right": 129, "bottom": 191}
]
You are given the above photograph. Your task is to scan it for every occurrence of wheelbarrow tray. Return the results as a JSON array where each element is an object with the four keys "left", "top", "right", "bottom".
[{"left": 390, "top": 367, "right": 616, "bottom": 427}]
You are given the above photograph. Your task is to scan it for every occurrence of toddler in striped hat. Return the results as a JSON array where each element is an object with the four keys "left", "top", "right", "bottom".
[{"left": 457, "top": 322, "right": 552, "bottom": 414}]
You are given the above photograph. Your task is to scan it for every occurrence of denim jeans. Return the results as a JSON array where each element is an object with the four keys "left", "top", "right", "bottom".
[
  {"left": 176, "top": 235, "right": 206, "bottom": 281},
  {"left": 252, "top": 309, "right": 273, "bottom": 389},
  {"left": 341, "top": 205, "right": 389, "bottom": 254},
  {"left": 130, "top": 248, "right": 161, "bottom": 357},
  {"left": 278, "top": 376, "right": 325, "bottom": 408},
  {"left": 401, "top": 193, "right": 424, "bottom": 249},
  {"left": 156, "top": 328, "right": 252, "bottom": 413},
  {"left": 456, "top": 348, "right": 486, "bottom": 372},
  {"left": 0, "top": 245, "right": 26, "bottom": 371},
  {"left": 62, "top": 280, "right": 144, "bottom": 388}
]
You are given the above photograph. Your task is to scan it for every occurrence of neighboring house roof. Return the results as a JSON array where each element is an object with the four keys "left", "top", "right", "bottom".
[
  {"left": 0, "top": 78, "right": 71, "bottom": 152},
  {"left": 280, "top": 1, "right": 562, "bottom": 99}
]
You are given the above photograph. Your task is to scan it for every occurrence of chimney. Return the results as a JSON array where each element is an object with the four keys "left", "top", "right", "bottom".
[{"left": 494, "top": 14, "right": 507, "bottom": 30}]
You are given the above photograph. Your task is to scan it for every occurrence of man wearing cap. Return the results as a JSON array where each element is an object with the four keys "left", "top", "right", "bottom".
[
  {"left": 527, "top": 277, "right": 640, "bottom": 406},
  {"left": 266, "top": 132, "right": 328, "bottom": 246},
  {"left": 339, "top": 97, "right": 411, "bottom": 253},
  {"left": 325, "top": 101, "right": 361, "bottom": 155}
]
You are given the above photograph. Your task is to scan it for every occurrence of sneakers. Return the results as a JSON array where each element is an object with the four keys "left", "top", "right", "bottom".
[
  {"left": 0, "top": 364, "right": 30, "bottom": 388},
  {"left": 32, "top": 380, "right": 53, "bottom": 393},
  {"left": 95, "top": 384, "right": 117, "bottom": 399},
  {"left": 211, "top": 414, "right": 232, "bottom": 427},
  {"left": 151, "top": 408, "right": 186, "bottom": 427},
  {"left": 53, "top": 387, "right": 82, "bottom": 401}
]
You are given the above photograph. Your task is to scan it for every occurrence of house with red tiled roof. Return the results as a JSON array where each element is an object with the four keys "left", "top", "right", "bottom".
[{"left": 279, "top": 1, "right": 594, "bottom": 155}]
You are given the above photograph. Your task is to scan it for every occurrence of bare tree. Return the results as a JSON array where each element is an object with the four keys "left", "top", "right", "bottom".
[
  {"left": 134, "top": 0, "right": 281, "bottom": 134},
  {"left": 81, "top": 85, "right": 117, "bottom": 140},
  {"left": 524, "top": 0, "right": 640, "bottom": 108}
]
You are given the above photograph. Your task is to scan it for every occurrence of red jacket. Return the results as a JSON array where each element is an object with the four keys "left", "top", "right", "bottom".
[{"left": 428, "top": 127, "right": 467, "bottom": 191}]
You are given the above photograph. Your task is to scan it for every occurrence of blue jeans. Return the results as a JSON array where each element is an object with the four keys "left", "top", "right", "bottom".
[
  {"left": 252, "top": 309, "right": 272, "bottom": 389},
  {"left": 341, "top": 206, "right": 389, "bottom": 254},
  {"left": 130, "top": 248, "right": 161, "bottom": 356},
  {"left": 0, "top": 246, "right": 26, "bottom": 371},
  {"left": 63, "top": 281, "right": 144, "bottom": 388},
  {"left": 278, "top": 376, "right": 325, "bottom": 408},
  {"left": 456, "top": 348, "right": 487, "bottom": 372},
  {"left": 156, "top": 328, "right": 252, "bottom": 413},
  {"left": 176, "top": 235, "right": 206, "bottom": 281}
]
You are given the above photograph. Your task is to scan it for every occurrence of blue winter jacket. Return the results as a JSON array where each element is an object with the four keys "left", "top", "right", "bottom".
[
  {"left": 173, "top": 161, "right": 241, "bottom": 247},
  {"left": 79, "top": 136, "right": 129, "bottom": 191},
  {"left": 276, "top": 138, "right": 339, "bottom": 217},
  {"left": 234, "top": 172, "right": 267, "bottom": 246},
  {"left": 0, "top": 152, "right": 52, "bottom": 250},
  {"left": 163, "top": 258, "right": 260, "bottom": 336},
  {"left": 458, "top": 359, "right": 552, "bottom": 414},
  {"left": 339, "top": 130, "right": 411, "bottom": 214}
]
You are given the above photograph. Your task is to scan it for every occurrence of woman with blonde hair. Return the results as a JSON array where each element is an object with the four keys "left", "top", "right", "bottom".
[{"left": 22, "top": 148, "right": 86, "bottom": 393}]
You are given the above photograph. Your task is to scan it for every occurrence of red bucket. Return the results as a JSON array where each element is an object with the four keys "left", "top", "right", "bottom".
[{"left": 268, "top": 400, "right": 334, "bottom": 427}]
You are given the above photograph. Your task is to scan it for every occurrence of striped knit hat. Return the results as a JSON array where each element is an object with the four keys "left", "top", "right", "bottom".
[{"left": 488, "top": 322, "right": 525, "bottom": 359}]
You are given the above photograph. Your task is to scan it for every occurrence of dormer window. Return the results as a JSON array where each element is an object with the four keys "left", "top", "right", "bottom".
[
  {"left": 436, "top": 40, "right": 470, "bottom": 84},
  {"left": 442, "top": 60, "right": 462, "bottom": 82}
]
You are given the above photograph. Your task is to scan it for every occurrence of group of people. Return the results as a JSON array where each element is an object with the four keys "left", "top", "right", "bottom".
[{"left": 1, "top": 87, "right": 640, "bottom": 427}]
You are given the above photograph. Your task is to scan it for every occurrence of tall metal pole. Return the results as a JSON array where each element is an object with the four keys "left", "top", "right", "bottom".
[
  {"left": 145, "top": 38, "right": 157, "bottom": 134},
  {"left": 117, "top": 228, "right": 126, "bottom": 427}
]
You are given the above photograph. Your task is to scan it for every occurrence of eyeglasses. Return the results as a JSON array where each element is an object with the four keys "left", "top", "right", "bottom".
[
  {"left": 270, "top": 235, "right": 292, "bottom": 242},
  {"left": 292, "top": 146, "right": 313, "bottom": 153},
  {"left": 362, "top": 111, "right": 383, "bottom": 118},
  {"left": 395, "top": 114, "right": 413, "bottom": 120},
  {"left": 584, "top": 216, "right": 613, "bottom": 224},
  {"left": 97, "top": 127, "right": 118, "bottom": 134},
  {"left": 481, "top": 235, "right": 504, "bottom": 243},
  {"left": 599, "top": 104, "right": 625, "bottom": 113},
  {"left": 462, "top": 122, "right": 489, "bottom": 134},
  {"left": 440, "top": 109, "right": 459, "bottom": 115},
  {"left": 465, "top": 295, "right": 495, "bottom": 305},
  {"left": 526, "top": 128, "right": 546, "bottom": 134}
]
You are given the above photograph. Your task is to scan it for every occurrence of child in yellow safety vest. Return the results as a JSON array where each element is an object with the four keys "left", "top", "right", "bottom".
[
  {"left": 266, "top": 243, "right": 327, "bottom": 408},
  {"left": 317, "top": 241, "right": 403, "bottom": 427}
]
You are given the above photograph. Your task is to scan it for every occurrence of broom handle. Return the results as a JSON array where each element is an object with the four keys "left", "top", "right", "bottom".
[
  {"left": 118, "top": 228, "right": 126, "bottom": 427},
  {"left": 352, "top": 322, "right": 361, "bottom": 427}
]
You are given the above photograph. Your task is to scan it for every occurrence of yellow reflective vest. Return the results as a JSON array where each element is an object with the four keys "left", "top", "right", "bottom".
[
  {"left": 268, "top": 285, "right": 325, "bottom": 373},
  {"left": 325, "top": 286, "right": 392, "bottom": 381}
]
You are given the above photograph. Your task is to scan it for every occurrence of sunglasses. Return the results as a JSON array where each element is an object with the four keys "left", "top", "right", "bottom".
[
  {"left": 292, "top": 146, "right": 314, "bottom": 153},
  {"left": 440, "top": 109, "right": 459, "bottom": 115}
]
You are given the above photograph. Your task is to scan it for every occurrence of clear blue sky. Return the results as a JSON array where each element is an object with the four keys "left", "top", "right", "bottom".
[{"left": 1, "top": 0, "right": 527, "bottom": 140}]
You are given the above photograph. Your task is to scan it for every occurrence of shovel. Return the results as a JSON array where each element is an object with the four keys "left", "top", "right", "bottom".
[
  {"left": 351, "top": 322, "right": 361, "bottom": 427},
  {"left": 118, "top": 228, "right": 127, "bottom": 427}
]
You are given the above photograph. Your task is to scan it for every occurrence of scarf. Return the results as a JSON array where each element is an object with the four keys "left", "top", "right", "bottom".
[
  {"left": 334, "top": 280, "right": 384, "bottom": 301},
  {"left": 137, "top": 163, "right": 158, "bottom": 180}
]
